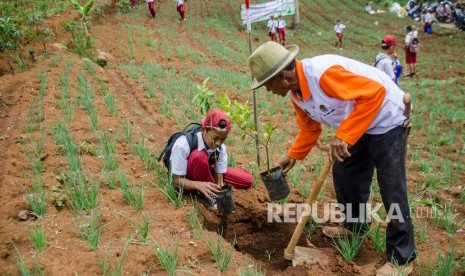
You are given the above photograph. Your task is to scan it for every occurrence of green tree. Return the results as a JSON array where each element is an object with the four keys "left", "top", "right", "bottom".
[
  {"left": 0, "top": 17, "right": 25, "bottom": 73},
  {"left": 25, "top": 15, "right": 54, "bottom": 54},
  {"left": 70, "top": 0, "right": 95, "bottom": 46},
  {"left": 192, "top": 79, "right": 277, "bottom": 172}
]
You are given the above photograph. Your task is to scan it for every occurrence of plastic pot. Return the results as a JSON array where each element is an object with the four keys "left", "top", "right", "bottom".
[
  {"left": 260, "top": 166, "right": 290, "bottom": 201},
  {"left": 217, "top": 184, "right": 236, "bottom": 216}
]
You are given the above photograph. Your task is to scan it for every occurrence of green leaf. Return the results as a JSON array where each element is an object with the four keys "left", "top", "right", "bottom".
[
  {"left": 70, "top": 0, "right": 83, "bottom": 15},
  {"left": 83, "top": 0, "right": 95, "bottom": 17}
]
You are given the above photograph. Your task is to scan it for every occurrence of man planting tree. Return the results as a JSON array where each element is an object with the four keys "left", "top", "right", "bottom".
[{"left": 247, "top": 41, "right": 415, "bottom": 276}]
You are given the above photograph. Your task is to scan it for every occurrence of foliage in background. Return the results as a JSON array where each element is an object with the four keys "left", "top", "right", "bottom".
[
  {"left": 69, "top": 0, "right": 95, "bottom": 57},
  {"left": 0, "top": 17, "right": 25, "bottom": 73},
  {"left": 193, "top": 79, "right": 277, "bottom": 171},
  {"left": 116, "top": 0, "right": 131, "bottom": 13},
  {"left": 217, "top": 92, "right": 276, "bottom": 172},
  {"left": 192, "top": 78, "right": 216, "bottom": 115}
]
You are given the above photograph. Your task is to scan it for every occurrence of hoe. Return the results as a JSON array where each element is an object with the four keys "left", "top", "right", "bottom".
[{"left": 284, "top": 158, "right": 332, "bottom": 266}]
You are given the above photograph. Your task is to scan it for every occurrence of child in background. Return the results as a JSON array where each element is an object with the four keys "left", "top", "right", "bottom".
[
  {"left": 146, "top": 0, "right": 156, "bottom": 18},
  {"left": 423, "top": 9, "right": 433, "bottom": 34},
  {"left": 277, "top": 15, "right": 287, "bottom": 45},
  {"left": 393, "top": 52, "right": 403, "bottom": 85},
  {"left": 175, "top": 0, "right": 186, "bottom": 21},
  {"left": 334, "top": 19, "right": 346, "bottom": 50},
  {"left": 267, "top": 15, "right": 278, "bottom": 42}
]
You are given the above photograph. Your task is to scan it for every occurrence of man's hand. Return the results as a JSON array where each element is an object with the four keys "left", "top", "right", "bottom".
[
  {"left": 329, "top": 137, "right": 351, "bottom": 163},
  {"left": 279, "top": 156, "right": 296, "bottom": 176},
  {"left": 196, "top": 182, "right": 222, "bottom": 200}
]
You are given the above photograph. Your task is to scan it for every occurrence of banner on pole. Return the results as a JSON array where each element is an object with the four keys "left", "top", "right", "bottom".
[{"left": 240, "top": 0, "right": 295, "bottom": 25}]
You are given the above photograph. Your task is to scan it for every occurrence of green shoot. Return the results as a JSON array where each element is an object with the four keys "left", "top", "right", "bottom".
[
  {"left": 97, "top": 235, "right": 131, "bottom": 276},
  {"left": 13, "top": 243, "right": 44, "bottom": 275},
  {"left": 305, "top": 220, "right": 320, "bottom": 237},
  {"left": 415, "top": 222, "right": 428, "bottom": 244},
  {"left": 119, "top": 170, "right": 146, "bottom": 212},
  {"left": 75, "top": 208, "right": 102, "bottom": 251},
  {"left": 206, "top": 235, "right": 235, "bottom": 272},
  {"left": 25, "top": 190, "right": 46, "bottom": 219},
  {"left": 122, "top": 212, "right": 151, "bottom": 244},
  {"left": 104, "top": 169, "right": 118, "bottom": 189},
  {"left": 27, "top": 224, "right": 48, "bottom": 253},
  {"left": 122, "top": 120, "right": 132, "bottom": 144},
  {"left": 236, "top": 258, "right": 265, "bottom": 276},
  {"left": 367, "top": 223, "right": 386, "bottom": 253},
  {"left": 152, "top": 240, "right": 179, "bottom": 276},
  {"left": 156, "top": 173, "right": 186, "bottom": 208},
  {"left": 440, "top": 204, "right": 465, "bottom": 235},
  {"left": 186, "top": 201, "right": 200, "bottom": 230},
  {"left": 332, "top": 231, "right": 366, "bottom": 261},
  {"left": 65, "top": 171, "right": 100, "bottom": 213}
]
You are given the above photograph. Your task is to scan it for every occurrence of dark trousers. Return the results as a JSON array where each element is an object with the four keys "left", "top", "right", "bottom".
[
  {"left": 332, "top": 126, "right": 416, "bottom": 265},
  {"left": 177, "top": 4, "right": 185, "bottom": 20},
  {"left": 147, "top": 2, "right": 156, "bottom": 18}
]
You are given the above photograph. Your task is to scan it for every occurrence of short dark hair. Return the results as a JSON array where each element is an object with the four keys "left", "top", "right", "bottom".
[
  {"left": 406, "top": 25, "right": 412, "bottom": 31},
  {"left": 217, "top": 119, "right": 228, "bottom": 129},
  {"left": 283, "top": 59, "right": 296, "bottom": 71}
]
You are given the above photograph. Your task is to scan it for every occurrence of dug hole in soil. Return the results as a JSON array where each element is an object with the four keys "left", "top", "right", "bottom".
[{"left": 198, "top": 182, "right": 379, "bottom": 275}]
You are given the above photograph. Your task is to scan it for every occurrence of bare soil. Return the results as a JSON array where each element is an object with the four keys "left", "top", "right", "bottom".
[{"left": 1, "top": 1, "right": 464, "bottom": 275}]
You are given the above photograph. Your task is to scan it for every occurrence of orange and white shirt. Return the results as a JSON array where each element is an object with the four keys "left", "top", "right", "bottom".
[{"left": 288, "top": 55, "right": 407, "bottom": 160}]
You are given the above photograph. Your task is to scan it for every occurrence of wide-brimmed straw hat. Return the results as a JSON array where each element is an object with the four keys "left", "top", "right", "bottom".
[{"left": 247, "top": 41, "right": 299, "bottom": 90}]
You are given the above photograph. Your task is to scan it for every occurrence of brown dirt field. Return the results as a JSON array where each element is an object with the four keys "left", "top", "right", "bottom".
[{"left": 1, "top": 0, "right": 465, "bottom": 275}]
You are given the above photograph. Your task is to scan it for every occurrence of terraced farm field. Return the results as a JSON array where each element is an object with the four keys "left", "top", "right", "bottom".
[{"left": 0, "top": 0, "right": 464, "bottom": 275}]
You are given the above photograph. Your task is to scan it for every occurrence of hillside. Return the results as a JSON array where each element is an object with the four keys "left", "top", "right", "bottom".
[{"left": 0, "top": 0, "right": 465, "bottom": 275}]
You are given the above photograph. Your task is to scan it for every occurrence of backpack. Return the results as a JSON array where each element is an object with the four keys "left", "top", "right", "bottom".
[
  {"left": 409, "top": 37, "right": 420, "bottom": 53},
  {"left": 157, "top": 123, "right": 202, "bottom": 170}
]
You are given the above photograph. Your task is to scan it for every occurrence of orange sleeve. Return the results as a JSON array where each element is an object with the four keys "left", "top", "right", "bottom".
[
  {"left": 319, "top": 65, "right": 386, "bottom": 145},
  {"left": 288, "top": 101, "right": 322, "bottom": 160}
]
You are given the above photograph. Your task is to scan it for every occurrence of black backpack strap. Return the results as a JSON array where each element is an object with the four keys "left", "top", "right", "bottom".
[
  {"left": 184, "top": 130, "right": 199, "bottom": 154},
  {"left": 157, "top": 122, "right": 201, "bottom": 167},
  {"left": 373, "top": 57, "right": 386, "bottom": 68},
  {"left": 157, "top": 142, "right": 168, "bottom": 162}
]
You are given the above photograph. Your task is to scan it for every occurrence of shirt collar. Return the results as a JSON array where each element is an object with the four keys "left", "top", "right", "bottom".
[
  {"left": 196, "top": 132, "right": 207, "bottom": 151},
  {"left": 292, "top": 59, "right": 312, "bottom": 101},
  {"left": 196, "top": 132, "right": 218, "bottom": 153}
]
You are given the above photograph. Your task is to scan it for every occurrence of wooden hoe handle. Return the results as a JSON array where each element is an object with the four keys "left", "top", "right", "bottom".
[{"left": 284, "top": 159, "right": 333, "bottom": 260}]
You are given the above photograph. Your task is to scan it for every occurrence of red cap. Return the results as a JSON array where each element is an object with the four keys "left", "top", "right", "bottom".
[
  {"left": 202, "top": 109, "right": 231, "bottom": 132},
  {"left": 381, "top": 35, "right": 397, "bottom": 47}
]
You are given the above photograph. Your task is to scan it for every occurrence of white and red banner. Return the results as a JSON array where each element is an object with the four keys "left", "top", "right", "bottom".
[{"left": 240, "top": 0, "right": 295, "bottom": 25}]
